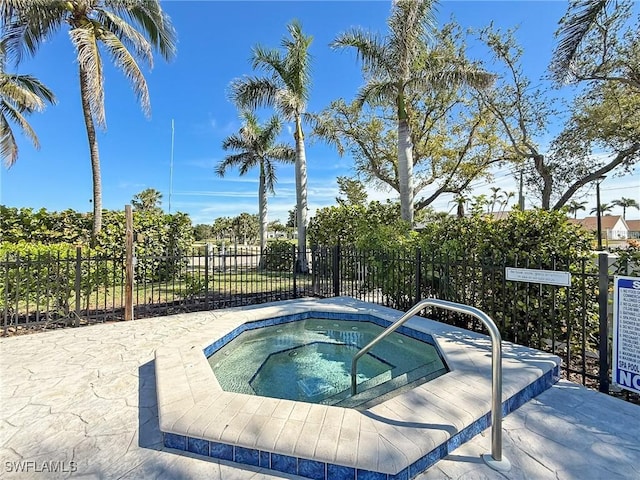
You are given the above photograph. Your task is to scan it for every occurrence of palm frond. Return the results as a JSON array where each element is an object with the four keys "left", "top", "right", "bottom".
[
  {"left": 100, "top": 30, "right": 151, "bottom": 116},
  {"left": 0, "top": 100, "right": 39, "bottom": 166},
  {"left": 221, "top": 133, "right": 245, "bottom": 151},
  {"left": 70, "top": 24, "right": 106, "bottom": 127},
  {"left": 230, "top": 76, "right": 280, "bottom": 111},
  {"left": 95, "top": 8, "right": 154, "bottom": 66},
  {"left": 109, "top": 0, "right": 177, "bottom": 61},
  {"left": 0, "top": 0, "right": 67, "bottom": 65},
  {"left": 216, "top": 152, "right": 255, "bottom": 177},
  {"left": 0, "top": 115, "right": 19, "bottom": 166},
  {"left": 551, "top": 0, "right": 609, "bottom": 82},
  {"left": 332, "top": 28, "right": 390, "bottom": 77},
  {"left": 355, "top": 80, "right": 398, "bottom": 109},
  {"left": 282, "top": 20, "right": 313, "bottom": 103},
  {"left": 0, "top": 74, "right": 55, "bottom": 112}
]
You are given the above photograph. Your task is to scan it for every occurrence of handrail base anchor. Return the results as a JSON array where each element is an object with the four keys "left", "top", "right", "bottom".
[{"left": 482, "top": 454, "right": 511, "bottom": 472}]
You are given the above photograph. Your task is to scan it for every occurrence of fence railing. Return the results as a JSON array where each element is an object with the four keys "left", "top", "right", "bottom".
[{"left": 1, "top": 244, "right": 637, "bottom": 403}]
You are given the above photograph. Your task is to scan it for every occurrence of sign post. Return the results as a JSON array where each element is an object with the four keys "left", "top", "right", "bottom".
[{"left": 612, "top": 276, "right": 640, "bottom": 394}]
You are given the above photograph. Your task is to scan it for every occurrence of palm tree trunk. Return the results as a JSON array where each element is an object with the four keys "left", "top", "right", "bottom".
[
  {"left": 258, "top": 165, "right": 267, "bottom": 270},
  {"left": 80, "top": 67, "right": 102, "bottom": 240},
  {"left": 398, "top": 116, "right": 414, "bottom": 224},
  {"left": 294, "top": 115, "right": 309, "bottom": 273}
]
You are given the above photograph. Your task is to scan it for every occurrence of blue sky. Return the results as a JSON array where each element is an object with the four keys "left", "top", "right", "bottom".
[{"left": 1, "top": 0, "right": 638, "bottom": 224}]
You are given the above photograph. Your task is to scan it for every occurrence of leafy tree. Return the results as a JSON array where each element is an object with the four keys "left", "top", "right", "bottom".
[
  {"left": 566, "top": 199, "right": 588, "bottom": 218},
  {"left": 217, "top": 111, "right": 294, "bottom": 263},
  {"left": 336, "top": 176, "right": 367, "bottom": 207},
  {"left": 286, "top": 207, "right": 297, "bottom": 228},
  {"left": 331, "top": 1, "right": 491, "bottom": 224},
  {"left": 131, "top": 188, "right": 163, "bottom": 213},
  {"left": 230, "top": 20, "right": 313, "bottom": 273},
  {"left": 268, "top": 220, "right": 287, "bottom": 238},
  {"left": 193, "top": 224, "right": 212, "bottom": 242},
  {"left": 550, "top": 81, "right": 640, "bottom": 209},
  {"left": 0, "top": 41, "right": 56, "bottom": 167},
  {"left": 211, "top": 217, "right": 233, "bottom": 242},
  {"left": 612, "top": 197, "right": 639, "bottom": 219},
  {"left": 477, "top": 22, "right": 639, "bottom": 210},
  {"left": 1, "top": 0, "right": 177, "bottom": 238},
  {"left": 231, "top": 212, "right": 259, "bottom": 245}
]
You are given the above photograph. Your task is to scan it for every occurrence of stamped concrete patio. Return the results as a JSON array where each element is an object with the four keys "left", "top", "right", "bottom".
[{"left": 1, "top": 299, "right": 638, "bottom": 479}]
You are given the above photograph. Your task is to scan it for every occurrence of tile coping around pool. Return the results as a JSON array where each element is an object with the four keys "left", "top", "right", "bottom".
[{"left": 155, "top": 297, "right": 561, "bottom": 480}]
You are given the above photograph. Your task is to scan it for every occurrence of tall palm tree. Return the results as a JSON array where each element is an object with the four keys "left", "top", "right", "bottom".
[
  {"left": 332, "top": 0, "right": 491, "bottom": 224},
  {"left": 230, "top": 20, "right": 312, "bottom": 273},
  {"left": 217, "top": 111, "right": 295, "bottom": 267},
  {"left": 566, "top": 199, "right": 588, "bottom": 218},
  {"left": 551, "top": 0, "right": 609, "bottom": 82},
  {"left": 1, "top": 1, "right": 176, "bottom": 238},
  {"left": 0, "top": 41, "right": 55, "bottom": 167},
  {"left": 612, "top": 197, "right": 639, "bottom": 220}
]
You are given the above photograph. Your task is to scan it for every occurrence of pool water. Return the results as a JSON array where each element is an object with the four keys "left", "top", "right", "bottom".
[{"left": 207, "top": 319, "right": 447, "bottom": 405}]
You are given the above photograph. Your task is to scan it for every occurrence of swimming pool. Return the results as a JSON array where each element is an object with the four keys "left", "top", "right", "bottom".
[
  {"left": 207, "top": 318, "right": 448, "bottom": 407},
  {"left": 155, "top": 297, "right": 560, "bottom": 479}
]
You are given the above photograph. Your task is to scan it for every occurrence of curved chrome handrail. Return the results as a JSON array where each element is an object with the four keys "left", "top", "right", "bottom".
[{"left": 351, "top": 298, "right": 510, "bottom": 470}]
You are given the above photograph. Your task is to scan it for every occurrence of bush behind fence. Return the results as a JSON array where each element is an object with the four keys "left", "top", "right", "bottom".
[{"left": 1, "top": 242, "right": 637, "bottom": 403}]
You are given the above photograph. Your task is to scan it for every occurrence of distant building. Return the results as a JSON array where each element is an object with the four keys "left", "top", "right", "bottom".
[
  {"left": 625, "top": 220, "right": 640, "bottom": 239},
  {"left": 568, "top": 215, "right": 630, "bottom": 240}
]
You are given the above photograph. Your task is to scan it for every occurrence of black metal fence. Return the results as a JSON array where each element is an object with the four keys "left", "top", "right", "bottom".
[{"left": 1, "top": 243, "right": 636, "bottom": 402}]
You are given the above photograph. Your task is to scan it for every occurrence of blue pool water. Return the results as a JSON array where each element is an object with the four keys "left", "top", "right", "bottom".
[{"left": 207, "top": 319, "right": 447, "bottom": 406}]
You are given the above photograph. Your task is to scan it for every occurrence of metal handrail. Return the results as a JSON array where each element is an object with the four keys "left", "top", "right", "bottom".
[{"left": 350, "top": 298, "right": 510, "bottom": 470}]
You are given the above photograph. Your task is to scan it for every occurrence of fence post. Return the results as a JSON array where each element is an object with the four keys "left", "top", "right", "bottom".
[
  {"left": 74, "top": 247, "right": 82, "bottom": 327},
  {"left": 292, "top": 244, "right": 297, "bottom": 298},
  {"left": 598, "top": 252, "right": 610, "bottom": 393},
  {"left": 125, "top": 205, "right": 134, "bottom": 321},
  {"left": 333, "top": 244, "right": 341, "bottom": 297},
  {"left": 415, "top": 248, "right": 422, "bottom": 304},
  {"left": 204, "top": 244, "right": 210, "bottom": 309}
]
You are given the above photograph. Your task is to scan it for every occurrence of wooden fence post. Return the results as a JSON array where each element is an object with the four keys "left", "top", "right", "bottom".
[{"left": 125, "top": 205, "right": 134, "bottom": 321}]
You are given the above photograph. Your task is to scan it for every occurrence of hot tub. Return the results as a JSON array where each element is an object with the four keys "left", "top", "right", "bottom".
[{"left": 155, "top": 297, "right": 560, "bottom": 480}]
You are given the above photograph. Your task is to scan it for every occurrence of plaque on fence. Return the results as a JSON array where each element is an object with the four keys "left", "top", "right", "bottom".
[
  {"left": 505, "top": 267, "right": 571, "bottom": 287},
  {"left": 612, "top": 276, "right": 640, "bottom": 395}
]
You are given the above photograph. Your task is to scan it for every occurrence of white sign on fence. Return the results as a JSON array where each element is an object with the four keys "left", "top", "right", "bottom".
[
  {"left": 612, "top": 276, "right": 640, "bottom": 395},
  {"left": 505, "top": 267, "right": 571, "bottom": 287}
]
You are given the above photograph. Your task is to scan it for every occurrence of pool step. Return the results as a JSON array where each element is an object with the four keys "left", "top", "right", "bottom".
[{"left": 322, "top": 360, "right": 447, "bottom": 409}]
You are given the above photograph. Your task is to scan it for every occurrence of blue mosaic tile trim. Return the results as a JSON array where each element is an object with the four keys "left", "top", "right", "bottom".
[
  {"left": 163, "top": 432, "right": 186, "bottom": 451},
  {"left": 162, "top": 356, "right": 556, "bottom": 479}
]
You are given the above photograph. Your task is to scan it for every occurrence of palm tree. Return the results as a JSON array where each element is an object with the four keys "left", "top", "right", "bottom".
[
  {"left": 1, "top": 1, "right": 177, "bottom": 238},
  {"left": 131, "top": 188, "right": 163, "bottom": 213},
  {"left": 551, "top": 0, "right": 609, "bottom": 82},
  {"left": 612, "top": 197, "right": 639, "bottom": 220},
  {"left": 217, "top": 111, "right": 295, "bottom": 267},
  {"left": 230, "top": 20, "right": 312, "bottom": 273},
  {"left": 590, "top": 202, "right": 613, "bottom": 215},
  {"left": 332, "top": 0, "right": 491, "bottom": 224},
  {"left": 566, "top": 199, "right": 588, "bottom": 218},
  {"left": 0, "top": 41, "right": 55, "bottom": 167}
]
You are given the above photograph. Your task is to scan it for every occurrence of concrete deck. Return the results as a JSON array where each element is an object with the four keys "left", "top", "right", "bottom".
[{"left": 1, "top": 302, "right": 639, "bottom": 479}]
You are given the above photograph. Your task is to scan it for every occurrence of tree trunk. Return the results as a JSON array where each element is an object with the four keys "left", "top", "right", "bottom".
[
  {"left": 258, "top": 165, "right": 267, "bottom": 270},
  {"left": 294, "top": 115, "right": 309, "bottom": 273},
  {"left": 80, "top": 67, "right": 102, "bottom": 240},
  {"left": 398, "top": 116, "right": 414, "bottom": 223},
  {"left": 534, "top": 154, "right": 553, "bottom": 210}
]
